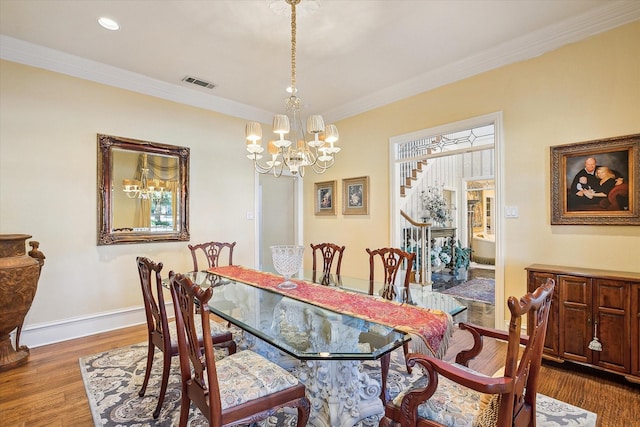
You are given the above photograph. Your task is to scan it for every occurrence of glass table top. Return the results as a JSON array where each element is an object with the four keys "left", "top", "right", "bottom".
[{"left": 173, "top": 271, "right": 409, "bottom": 361}]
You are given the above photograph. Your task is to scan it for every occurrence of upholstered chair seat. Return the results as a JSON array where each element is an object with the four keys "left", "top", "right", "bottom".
[
  {"left": 391, "top": 363, "right": 498, "bottom": 426},
  {"left": 209, "top": 350, "right": 301, "bottom": 409}
]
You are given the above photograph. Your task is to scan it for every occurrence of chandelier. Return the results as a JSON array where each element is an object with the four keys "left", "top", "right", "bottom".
[
  {"left": 122, "top": 154, "right": 166, "bottom": 200},
  {"left": 245, "top": 0, "right": 339, "bottom": 177}
]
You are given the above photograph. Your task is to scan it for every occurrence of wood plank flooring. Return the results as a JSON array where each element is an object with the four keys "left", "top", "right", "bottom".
[
  {"left": 0, "top": 323, "right": 638, "bottom": 426},
  {"left": 0, "top": 325, "right": 147, "bottom": 427}
]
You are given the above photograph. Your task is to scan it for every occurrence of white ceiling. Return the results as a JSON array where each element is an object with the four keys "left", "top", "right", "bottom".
[{"left": 1, "top": 0, "right": 639, "bottom": 123}]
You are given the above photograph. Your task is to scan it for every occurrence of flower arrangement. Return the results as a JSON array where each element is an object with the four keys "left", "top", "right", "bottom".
[
  {"left": 420, "top": 185, "right": 453, "bottom": 226},
  {"left": 430, "top": 245, "right": 452, "bottom": 268}
]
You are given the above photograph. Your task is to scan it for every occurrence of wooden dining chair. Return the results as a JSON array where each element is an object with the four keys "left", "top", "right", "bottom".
[
  {"left": 366, "top": 247, "right": 415, "bottom": 301},
  {"left": 136, "top": 257, "right": 236, "bottom": 419},
  {"left": 380, "top": 279, "right": 555, "bottom": 427},
  {"left": 188, "top": 241, "right": 236, "bottom": 271},
  {"left": 168, "top": 272, "right": 311, "bottom": 427},
  {"left": 366, "top": 247, "right": 416, "bottom": 373},
  {"left": 310, "top": 242, "right": 345, "bottom": 285}
]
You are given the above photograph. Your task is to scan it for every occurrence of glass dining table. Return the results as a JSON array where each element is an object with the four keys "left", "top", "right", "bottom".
[{"left": 171, "top": 270, "right": 410, "bottom": 427}]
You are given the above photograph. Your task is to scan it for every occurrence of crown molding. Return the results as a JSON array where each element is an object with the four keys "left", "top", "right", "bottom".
[
  {"left": 323, "top": 3, "right": 640, "bottom": 123},
  {"left": 1, "top": 3, "right": 638, "bottom": 124},
  {"left": 0, "top": 35, "right": 274, "bottom": 123}
]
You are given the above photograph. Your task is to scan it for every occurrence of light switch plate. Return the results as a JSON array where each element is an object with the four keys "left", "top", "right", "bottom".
[{"left": 505, "top": 206, "right": 519, "bottom": 218}]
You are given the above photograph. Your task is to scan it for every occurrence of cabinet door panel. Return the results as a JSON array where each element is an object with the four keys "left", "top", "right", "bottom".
[
  {"left": 559, "top": 275, "right": 591, "bottom": 363},
  {"left": 528, "top": 271, "right": 558, "bottom": 356},
  {"left": 596, "top": 279, "right": 626, "bottom": 310},
  {"left": 596, "top": 311, "right": 628, "bottom": 371},
  {"left": 593, "top": 280, "right": 629, "bottom": 372}
]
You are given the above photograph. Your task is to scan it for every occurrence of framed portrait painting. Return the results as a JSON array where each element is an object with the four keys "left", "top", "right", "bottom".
[
  {"left": 342, "top": 176, "right": 369, "bottom": 215},
  {"left": 314, "top": 180, "right": 336, "bottom": 216},
  {"left": 550, "top": 133, "right": 639, "bottom": 225}
]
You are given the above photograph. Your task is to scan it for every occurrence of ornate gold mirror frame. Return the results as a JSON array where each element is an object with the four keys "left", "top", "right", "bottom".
[{"left": 97, "top": 134, "right": 190, "bottom": 245}]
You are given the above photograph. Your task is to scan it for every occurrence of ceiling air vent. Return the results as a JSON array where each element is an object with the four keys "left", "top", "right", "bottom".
[{"left": 181, "top": 75, "right": 215, "bottom": 89}]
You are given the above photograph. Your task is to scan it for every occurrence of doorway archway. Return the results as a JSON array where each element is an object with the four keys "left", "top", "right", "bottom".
[
  {"left": 389, "top": 112, "right": 505, "bottom": 328},
  {"left": 255, "top": 173, "right": 303, "bottom": 272}
]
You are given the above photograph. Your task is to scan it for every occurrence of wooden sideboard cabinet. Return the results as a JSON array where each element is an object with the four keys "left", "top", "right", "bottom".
[{"left": 526, "top": 264, "right": 640, "bottom": 384}]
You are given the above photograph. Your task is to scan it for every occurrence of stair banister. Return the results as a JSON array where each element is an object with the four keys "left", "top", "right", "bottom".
[{"left": 400, "top": 210, "right": 432, "bottom": 286}]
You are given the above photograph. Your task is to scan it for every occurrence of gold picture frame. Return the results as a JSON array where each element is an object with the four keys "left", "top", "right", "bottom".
[
  {"left": 314, "top": 180, "right": 337, "bottom": 216},
  {"left": 550, "top": 133, "right": 639, "bottom": 225},
  {"left": 342, "top": 176, "right": 369, "bottom": 215}
]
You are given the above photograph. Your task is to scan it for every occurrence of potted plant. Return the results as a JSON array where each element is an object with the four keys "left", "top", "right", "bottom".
[{"left": 445, "top": 240, "right": 472, "bottom": 280}]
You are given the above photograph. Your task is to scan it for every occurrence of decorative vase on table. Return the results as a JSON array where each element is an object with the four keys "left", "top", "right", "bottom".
[
  {"left": 0, "top": 234, "right": 45, "bottom": 371},
  {"left": 270, "top": 245, "right": 304, "bottom": 290}
]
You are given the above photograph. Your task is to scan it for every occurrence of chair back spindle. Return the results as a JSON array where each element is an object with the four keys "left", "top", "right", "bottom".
[
  {"left": 188, "top": 241, "right": 236, "bottom": 271},
  {"left": 366, "top": 247, "right": 415, "bottom": 301},
  {"left": 310, "top": 242, "right": 345, "bottom": 285}
]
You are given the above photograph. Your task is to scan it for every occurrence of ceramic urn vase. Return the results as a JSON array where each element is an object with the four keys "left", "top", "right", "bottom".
[{"left": 0, "top": 234, "right": 45, "bottom": 371}]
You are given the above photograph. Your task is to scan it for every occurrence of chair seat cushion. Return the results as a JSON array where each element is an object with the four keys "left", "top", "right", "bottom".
[
  {"left": 215, "top": 350, "right": 301, "bottom": 410},
  {"left": 392, "top": 363, "right": 494, "bottom": 427}
]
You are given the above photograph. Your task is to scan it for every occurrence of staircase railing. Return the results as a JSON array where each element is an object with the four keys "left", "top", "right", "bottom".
[{"left": 400, "top": 210, "right": 432, "bottom": 286}]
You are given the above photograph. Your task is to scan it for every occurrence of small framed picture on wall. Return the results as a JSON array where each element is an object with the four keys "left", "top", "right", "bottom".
[
  {"left": 314, "top": 180, "right": 336, "bottom": 216},
  {"left": 342, "top": 176, "right": 369, "bottom": 215}
]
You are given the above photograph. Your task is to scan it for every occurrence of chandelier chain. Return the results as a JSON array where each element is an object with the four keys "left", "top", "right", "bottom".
[{"left": 289, "top": 0, "right": 297, "bottom": 92}]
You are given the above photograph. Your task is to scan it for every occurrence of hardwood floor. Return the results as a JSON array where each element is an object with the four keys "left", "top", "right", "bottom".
[
  {"left": 0, "top": 323, "right": 638, "bottom": 426},
  {"left": 0, "top": 325, "right": 147, "bottom": 427}
]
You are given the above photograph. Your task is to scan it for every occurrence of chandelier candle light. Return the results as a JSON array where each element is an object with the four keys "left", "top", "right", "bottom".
[
  {"left": 245, "top": 0, "right": 340, "bottom": 177},
  {"left": 122, "top": 154, "right": 166, "bottom": 200}
]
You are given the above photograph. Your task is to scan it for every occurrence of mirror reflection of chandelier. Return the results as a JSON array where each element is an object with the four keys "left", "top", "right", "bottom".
[
  {"left": 122, "top": 154, "right": 166, "bottom": 199},
  {"left": 245, "top": 0, "right": 340, "bottom": 177}
]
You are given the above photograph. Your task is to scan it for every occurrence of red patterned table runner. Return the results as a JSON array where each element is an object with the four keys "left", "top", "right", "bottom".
[{"left": 209, "top": 265, "right": 453, "bottom": 358}]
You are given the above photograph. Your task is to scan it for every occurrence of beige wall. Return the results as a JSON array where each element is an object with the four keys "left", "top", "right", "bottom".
[
  {"left": 1, "top": 22, "right": 639, "bottom": 342},
  {"left": 303, "top": 22, "right": 640, "bottom": 315},
  {"left": 0, "top": 61, "right": 257, "bottom": 339}
]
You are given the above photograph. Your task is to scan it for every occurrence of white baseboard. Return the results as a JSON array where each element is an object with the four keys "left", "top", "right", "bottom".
[{"left": 14, "top": 306, "right": 151, "bottom": 348}]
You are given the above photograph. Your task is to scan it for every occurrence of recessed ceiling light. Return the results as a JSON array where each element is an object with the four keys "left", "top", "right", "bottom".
[{"left": 98, "top": 17, "right": 120, "bottom": 31}]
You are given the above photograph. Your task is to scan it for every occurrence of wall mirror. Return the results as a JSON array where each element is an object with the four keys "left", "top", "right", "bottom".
[{"left": 97, "top": 134, "right": 190, "bottom": 245}]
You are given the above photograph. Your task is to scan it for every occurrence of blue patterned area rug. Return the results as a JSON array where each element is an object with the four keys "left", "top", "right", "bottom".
[
  {"left": 80, "top": 342, "right": 596, "bottom": 426},
  {"left": 441, "top": 277, "right": 495, "bottom": 305}
]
